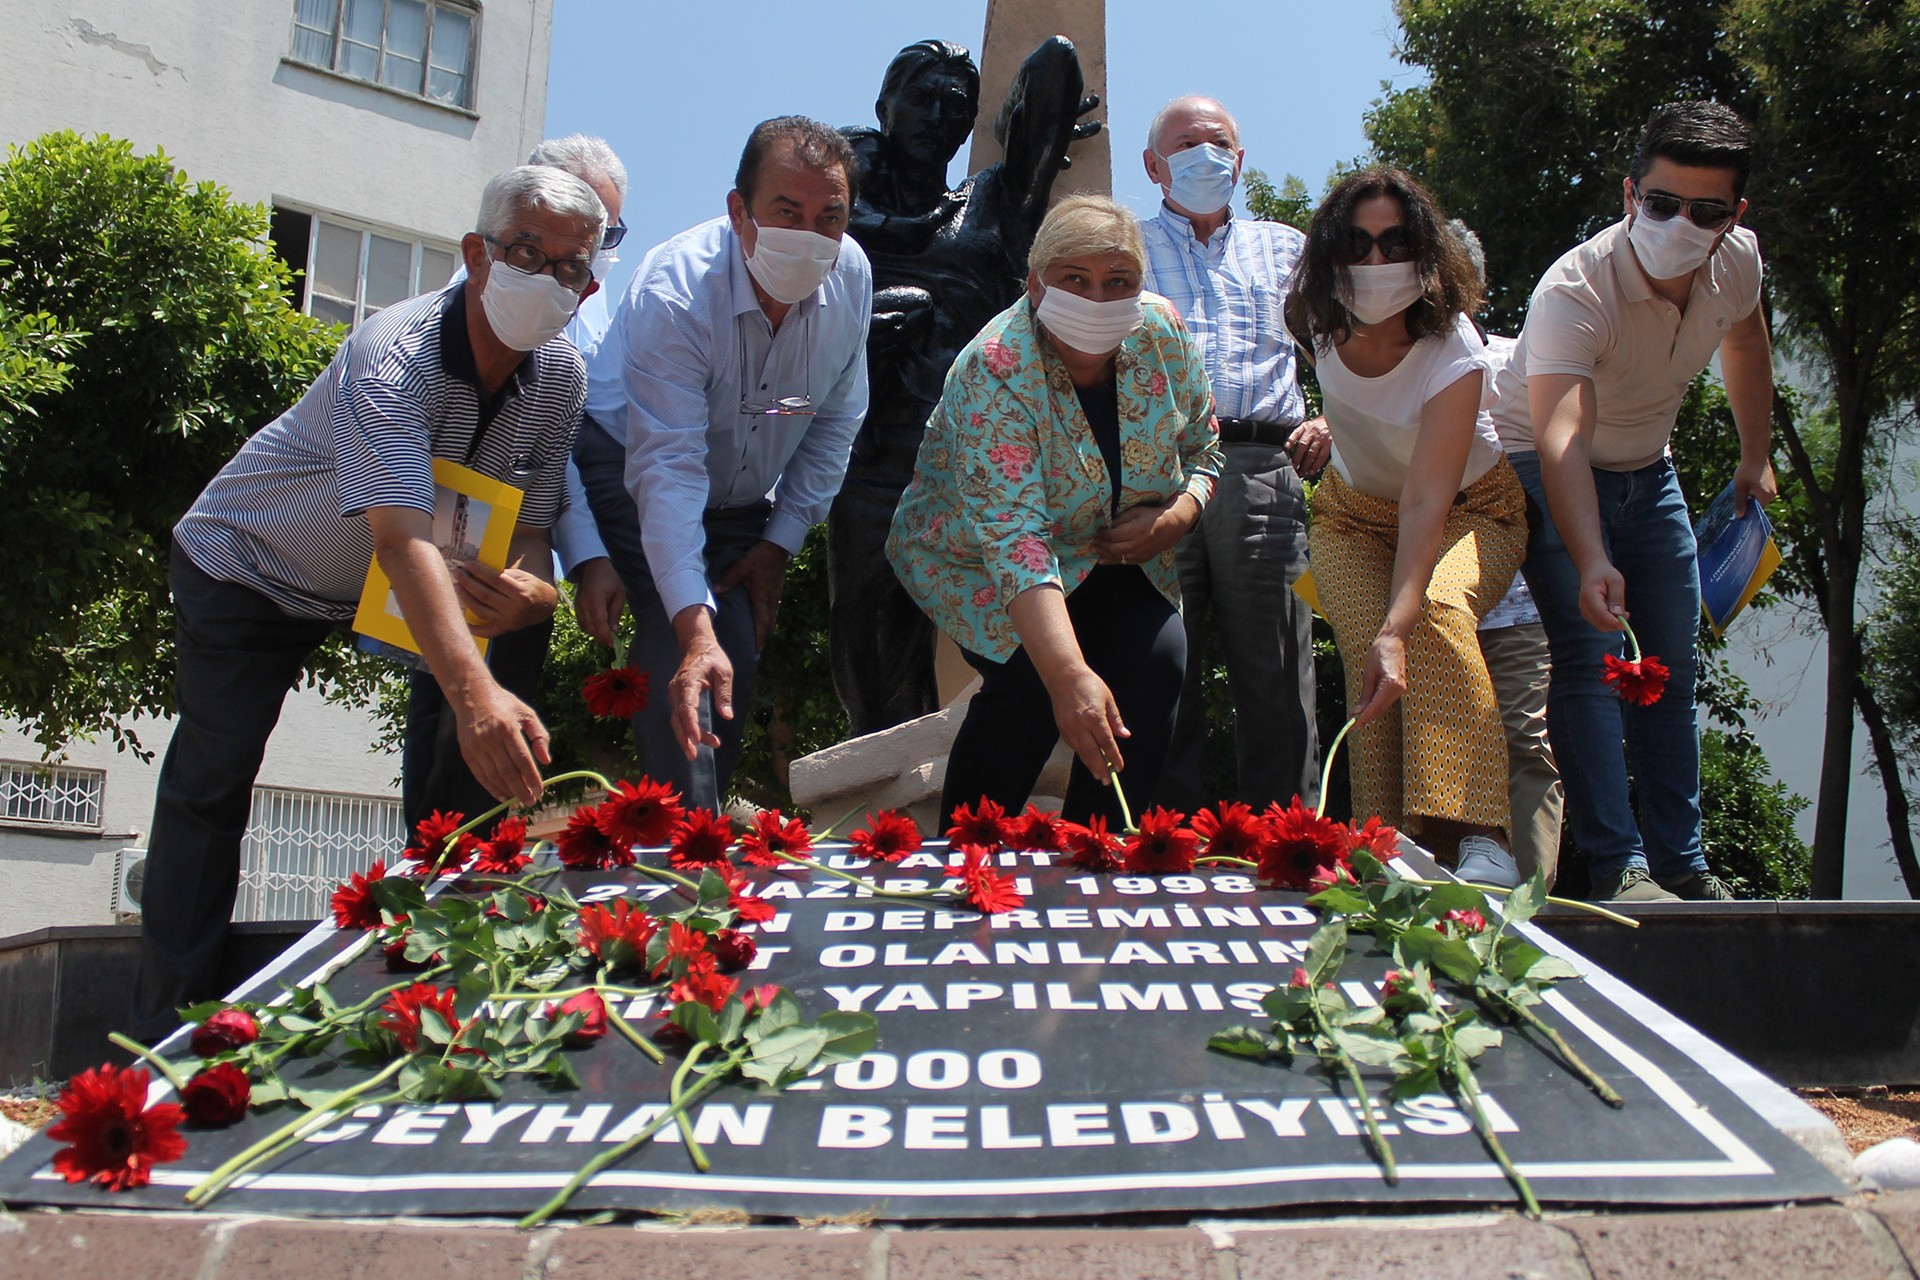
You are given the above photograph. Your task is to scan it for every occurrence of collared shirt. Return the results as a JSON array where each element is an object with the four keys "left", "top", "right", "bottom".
[
  {"left": 175, "top": 283, "right": 584, "bottom": 620},
  {"left": 1492, "top": 218, "right": 1763, "bottom": 470},
  {"left": 1140, "top": 204, "right": 1307, "bottom": 425},
  {"left": 886, "top": 293, "right": 1223, "bottom": 662},
  {"left": 585, "top": 216, "right": 872, "bottom": 618}
]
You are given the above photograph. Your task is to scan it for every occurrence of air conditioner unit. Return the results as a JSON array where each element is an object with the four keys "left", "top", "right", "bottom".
[{"left": 112, "top": 847, "right": 148, "bottom": 917}]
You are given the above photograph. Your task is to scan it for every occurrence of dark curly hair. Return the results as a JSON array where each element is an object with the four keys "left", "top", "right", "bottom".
[{"left": 1289, "top": 167, "right": 1481, "bottom": 351}]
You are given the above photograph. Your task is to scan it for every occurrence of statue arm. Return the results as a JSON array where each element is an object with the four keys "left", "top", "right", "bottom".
[{"left": 998, "top": 36, "right": 1103, "bottom": 238}]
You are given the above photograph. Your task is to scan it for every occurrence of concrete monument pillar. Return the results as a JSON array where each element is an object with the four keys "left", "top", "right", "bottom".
[{"left": 967, "top": 0, "right": 1110, "bottom": 195}]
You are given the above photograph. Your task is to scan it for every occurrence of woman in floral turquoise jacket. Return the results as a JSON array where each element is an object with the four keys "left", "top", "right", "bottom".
[{"left": 887, "top": 195, "right": 1224, "bottom": 827}]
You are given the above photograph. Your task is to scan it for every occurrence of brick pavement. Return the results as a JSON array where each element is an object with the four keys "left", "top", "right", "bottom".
[{"left": 7, "top": 1194, "right": 1920, "bottom": 1280}]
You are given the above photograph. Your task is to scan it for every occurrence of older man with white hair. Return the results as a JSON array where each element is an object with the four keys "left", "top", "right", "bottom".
[
  {"left": 133, "top": 165, "right": 605, "bottom": 1038},
  {"left": 1141, "top": 95, "right": 1325, "bottom": 815}
]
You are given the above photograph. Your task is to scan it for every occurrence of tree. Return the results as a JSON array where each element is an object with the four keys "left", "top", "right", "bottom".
[
  {"left": 1368, "top": 0, "right": 1920, "bottom": 896},
  {"left": 0, "top": 132, "right": 341, "bottom": 757}
]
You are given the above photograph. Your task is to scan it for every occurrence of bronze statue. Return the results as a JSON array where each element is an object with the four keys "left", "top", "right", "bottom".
[{"left": 829, "top": 36, "right": 1102, "bottom": 735}]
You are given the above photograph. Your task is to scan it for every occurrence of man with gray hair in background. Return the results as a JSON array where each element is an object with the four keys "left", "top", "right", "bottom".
[
  {"left": 133, "top": 165, "right": 605, "bottom": 1038},
  {"left": 404, "top": 134, "right": 631, "bottom": 827},
  {"left": 1139, "top": 95, "right": 1326, "bottom": 815}
]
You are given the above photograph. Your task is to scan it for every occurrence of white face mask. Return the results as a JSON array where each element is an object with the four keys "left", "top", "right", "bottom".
[
  {"left": 1342, "top": 262, "right": 1423, "bottom": 325},
  {"left": 1628, "top": 206, "right": 1722, "bottom": 281},
  {"left": 1034, "top": 285, "right": 1144, "bottom": 355},
  {"left": 745, "top": 223, "right": 841, "bottom": 304},
  {"left": 1160, "top": 142, "right": 1239, "bottom": 216},
  {"left": 480, "top": 260, "right": 580, "bottom": 351},
  {"left": 590, "top": 248, "right": 618, "bottom": 283}
]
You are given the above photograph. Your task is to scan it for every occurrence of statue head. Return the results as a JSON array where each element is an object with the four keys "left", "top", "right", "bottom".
[{"left": 876, "top": 39, "right": 980, "bottom": 169}]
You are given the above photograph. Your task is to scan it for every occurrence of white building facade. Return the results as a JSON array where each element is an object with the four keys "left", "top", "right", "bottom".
[{"left": 0, "top": 0, "right": 553, "bottom": 937}]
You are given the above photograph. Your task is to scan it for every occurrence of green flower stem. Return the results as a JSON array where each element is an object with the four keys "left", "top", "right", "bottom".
[
  {"left": 487, "top": 983, "right": 671, "bottom": 1065},
  {"left": 1482, "top": 988, "right": 1623, "bottom": 1107},
  {"left": 1102, "top": 756, "right": 1137, "bottom": 834},
  {"left": 1194, "top": 856, "right": 1258, "bottom": 868},
  {"left": 603, "top": 1003, "right": 667, "bottom": 1065},
  {"left": 810, "top": 802, "right": 866, "bottom": 841},
  {"left": 1316, "top": 717, "right": 1359, "bottom": 820},
  {"left": 768, "top": 850, "right": 964, "bottom": 905},
  {"left": 1620, "top": 617, "right": 1643, "bottom": 664},
  {"left": 262, "top": 959, "right": 455, "bottom": 1067},
  {"left": 106, "top": 1032, "right": 189, "bottom": 1093},
  {"left": 1307, "top": 993, "right": 1399, "bottom": 1185},
  {"left": 1390, "top": 875, "right": 1640, "bottom": 928},
  {"left": 186, "top": 1055, "right": 410, "bottom": 1207},
  {"left": 518, "top": 1045, "right": 746, "bottom": 1229},
  {"left": 669, "top": 1040, "right": 713, "bottom": 1173},
  {"left": 630, "top": 861, "right": 703, "bottom": 895},
  {"left": 1448, "top": 1042, "right": 1540, "bottom": 1217}
]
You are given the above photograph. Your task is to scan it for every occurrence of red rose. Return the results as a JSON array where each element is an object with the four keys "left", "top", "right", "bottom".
[
  {"left": 189, "top": 1008, "right": 260, "bottom": 1058},
  {"left": 547, "top": 990, "right": 608, "bottom": 1047},
  {"left": 710, "top": 928, "right": 758, "bottom": 971},
  {"left": 1287, "top": 966, "right": 1312, "bottom": 989},
  {"left": 181, "top": 1063, "right": 251, "bottom": 1126},
  {"left": 741, "top": 984, "right": 782, "bottom": 1013},
  {"left": 47, "top": 1064, "right": 187, "bottom": 1190},
  {"left": 582, "top": 666, "right": 650, "bottom": 719},
  {"left": 1442, "top": 907, "right": 1488, "bottom": 937},
  {"left": 1382, "top": 969, "right": 1412, "bottom": 1000}
]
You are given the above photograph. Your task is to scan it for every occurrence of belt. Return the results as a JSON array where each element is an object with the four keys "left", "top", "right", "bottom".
[{"left": 1215, "top": 417, "right": 1296, "bottom": 447}]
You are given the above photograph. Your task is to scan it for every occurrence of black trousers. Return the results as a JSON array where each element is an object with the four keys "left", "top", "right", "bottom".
[
  {"left": 401, "top": 617, "right": 553, "bottom": 830},
  {"left": 941, "top": 565, "right": 1186, "bottom": 829},
  {"left": 132, "top": 544, "right": 337, "bottom": 1039}
]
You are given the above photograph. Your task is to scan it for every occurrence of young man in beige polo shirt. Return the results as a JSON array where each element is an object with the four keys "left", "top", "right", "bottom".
[{"left": 1490, "top": 101, "right": 1776, "bottom": 903}]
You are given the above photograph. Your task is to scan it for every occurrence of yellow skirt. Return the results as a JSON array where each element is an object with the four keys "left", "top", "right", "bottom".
[{"left": 1308, "top": 458, "right": 1528, "bottom": 833}]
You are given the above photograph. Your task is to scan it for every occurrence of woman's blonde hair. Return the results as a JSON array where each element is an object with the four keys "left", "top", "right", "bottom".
[{"left": 1027, "top": 193, "right": 1146, "bottom": 278}]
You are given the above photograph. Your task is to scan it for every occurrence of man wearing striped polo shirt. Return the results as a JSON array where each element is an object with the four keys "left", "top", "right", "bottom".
[
  {"left": 1140, "top": 96, "right": 1328, "bottom": 813},
  {"left": 132, "top": 166, "right": 605, "bottom": 1037}
]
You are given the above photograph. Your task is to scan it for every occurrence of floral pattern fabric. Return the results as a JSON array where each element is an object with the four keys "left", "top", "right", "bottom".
[{"left": 887, "top": 293, "right": 1222, "bottom": 661}]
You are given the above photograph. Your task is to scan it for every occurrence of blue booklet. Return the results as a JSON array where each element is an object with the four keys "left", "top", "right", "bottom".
[{"left": 1695, "top": 481, "right": 1780, "bottom": 636}]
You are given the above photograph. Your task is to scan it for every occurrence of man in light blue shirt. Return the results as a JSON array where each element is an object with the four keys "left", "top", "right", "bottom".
[
  {"left": 577, "top": 116, "right": 873, "bottom": 811},
  {"left": 1140, "top": 96, "right": 1328, "bottom": 814}
]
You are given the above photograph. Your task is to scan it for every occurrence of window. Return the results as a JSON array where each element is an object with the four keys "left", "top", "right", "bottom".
[
  {"left": 273, "top": 206, "right": 459, "bottom": 327},
  {"left": 237, "top": 786, "right": 405, "bottom": 921},
  {"left": 0, "top": 761, "right": 105, "bottom": 830},
  {"left": 290, "top": 0, "right": 477, "bottom": 110}
]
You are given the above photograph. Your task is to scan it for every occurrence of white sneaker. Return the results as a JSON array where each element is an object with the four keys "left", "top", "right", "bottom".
[{"left": 1454, "top": 836, "right": 1522, "bottom": 889}]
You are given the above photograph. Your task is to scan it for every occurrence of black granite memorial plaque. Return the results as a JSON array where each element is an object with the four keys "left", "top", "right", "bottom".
[{"left": 0, "top": 847, "right": 1845, "bottom": 1218}]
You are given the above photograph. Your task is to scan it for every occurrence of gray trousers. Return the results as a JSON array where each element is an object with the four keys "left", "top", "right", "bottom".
[
  {"left": 575, "top": 420, "right": 768, "bottom": 813},
  {"left": 1479, "top": 621, "right": 1564, "bottom": 887},
  {"left": 1157, "top": 442, "right": 1318, "bottom": 812}
]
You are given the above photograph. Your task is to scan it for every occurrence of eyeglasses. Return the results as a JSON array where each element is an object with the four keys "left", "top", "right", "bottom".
[
  {"left": 1633, "top": 185, "right": 1736, "bottom": 230},
  {"left": 485, "top": 237, "right": 594, "bottom": 292},
  {"left": 601, "top": 218, "right": 627, "bottom": 251},
  {"left": 1338, "top": 224, "right": 1416, "bottom": 264},
  {"left": 739, "top": 314, "right": 816, "bottom": 417}
]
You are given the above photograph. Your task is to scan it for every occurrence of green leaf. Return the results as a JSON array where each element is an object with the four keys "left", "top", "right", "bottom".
[
  {"left": 1398, "top": 926, "right": 1482, "bottom": 985},
  {"left": 812, "top": 1011, "right": 879, "bottom": 1064},
  {"left": 543, "top": 1055, "right": 581, "bottom": 1089},
  {"left": 275, "top": 1013, "right": 321, "bottom": 1034},
  {"left": 418, "top": 1007, "right": 455, "bottom": 1046},
  {"left": 1303, "top": 921, "right": 1350, "bottom": 984},
  {"left": 1389, "top": 1065, "right": 1441, "bottom": 1100},
  {"left": 1208, "top": 1026, "right": 1281, "bottom": 1059},
  {"left": 671, "top": 1001, "right": 722, "bottom": 1046},
  {"left": 1416, "top": 883, "right": 1491, "bottom": 923},
  {"left": 1526, "top": 955, "right": 1582, "bottom": 984},
  {"left": 1331, "top": 1023, "right": 1409, "bottom": 1070},
  {"left": 246, "top": 1078, "right": 289, "bottom": 1105},
  {"left": 1306, "top": 886, "right": 1371, "bottom": 916},
  {"left": 1502, "top": 872, "right": 1546, "bottom": 925},
  {"left": 1449, "top": 1019, "right": 1504, "bottom": 1060},
  {"left": 1494, "top": 939, "right": 1549, "bottom": 984},
  {"left": 742, "top": 1024, "right": 833, "bottom": 1085}
]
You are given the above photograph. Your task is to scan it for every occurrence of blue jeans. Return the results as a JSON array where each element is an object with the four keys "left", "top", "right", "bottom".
[{"left": 1509, "top": 451, "right": 1705, "bottom": 885}]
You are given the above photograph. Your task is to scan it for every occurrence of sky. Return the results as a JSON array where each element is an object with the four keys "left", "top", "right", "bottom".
[{"left": 543, "top": 0, "right": 1415, "bottom": 299}]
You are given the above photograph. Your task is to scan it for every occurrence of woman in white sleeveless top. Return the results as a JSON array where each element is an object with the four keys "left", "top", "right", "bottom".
[{"left": 1290, "top": 168, "right": 1528, "bottom": 885}]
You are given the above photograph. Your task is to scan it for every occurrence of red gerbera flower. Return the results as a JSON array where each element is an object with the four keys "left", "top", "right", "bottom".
[
  {"left": 1346, "top": 815, "right": 1401, "bottom": 860},
  {"left": 668, "top": 959, "right": 738, "bottom": 1014},
  {"left": 582, "top": 665, "right": 650, "bottom": 719},
  {"left": 330, "top": 861, "right": 387, "bottom": 931},
  {"left": 946, "top": 798, "right": 1011, "bottom": 853},
  {"left": 472, "top": 815, "right": 531, "bottom": 875},
  {"left": 378, "top": 983, "right": 463, "bottom": 1055},
  {"left": 957, "top": 845, "right": 1025, "bottom": 913},
  {"left": 710, "top": 927, "right": 757, "bottom": 971},
  {"left": 46, "top": 1064, "right": 187, "bottom": 1191},
  {"left": 1259, "top": 797, "right": 1352, "bottom": 890},
  {"left": 544, "top": 990, "right": 608, "bottom": 1047},
  {"left": 597, "top": 778, "right": 685, "bottom": 848},
  {"left": 405, "top": 810, "right": 480, "bottom": 877},
  {"left": 1123, "top": 807, "right": 1200, "bottom": 874},
  {"left": 849, "top": 810, "right": 923, "bottom": 862},
  {"left": 1602, "top": 652, "right": 1671, "bottom": 706},
  {"left": 574, "top": 898, "right": 659, "bottom": 969},
  {"left": 1191, "top": 801, "right": 1267, "bottom": 861},
  {"left": 189, "top": 1008, "right": 260, "bottom": 1058},
  {"left": 1008, "top": 804, "right": 1066, "bottom": 852},
  {"left": 739, "top": 810, "right": 814, "bottom": 868},
  {"left": 725, "top": 869, "right": 777, "bottom": 924},
  {"left": 668, "top": 808, "right": 736, "bottom": 870},
  {"left": 1059, "top": 815, "right": 1124, "bottom": 872},
  {"left": 555, "top": 805, "right": 634, "bottom": 870},
  {"left": 654, "top": 921, "right": 711, "bottom": 977},
  {"left": 180, "top": 1063, "right": 251, "bottom": 1127}
]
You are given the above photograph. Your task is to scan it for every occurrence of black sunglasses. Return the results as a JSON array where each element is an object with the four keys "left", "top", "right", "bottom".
[
  {"left": 1338, "top": 224, "right": 1416, "bottom": 265},
  {"left": 600, "top": 218, "right": 627, "bottom": 251},
  {"left": 1633, "top": 185, "right": 1735, "bottom": 230}
]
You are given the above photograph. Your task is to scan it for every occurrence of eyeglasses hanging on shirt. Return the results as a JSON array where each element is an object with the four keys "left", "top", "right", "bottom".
[{"left": 738, "top": 311, "right": 816, "bottom": 417}]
